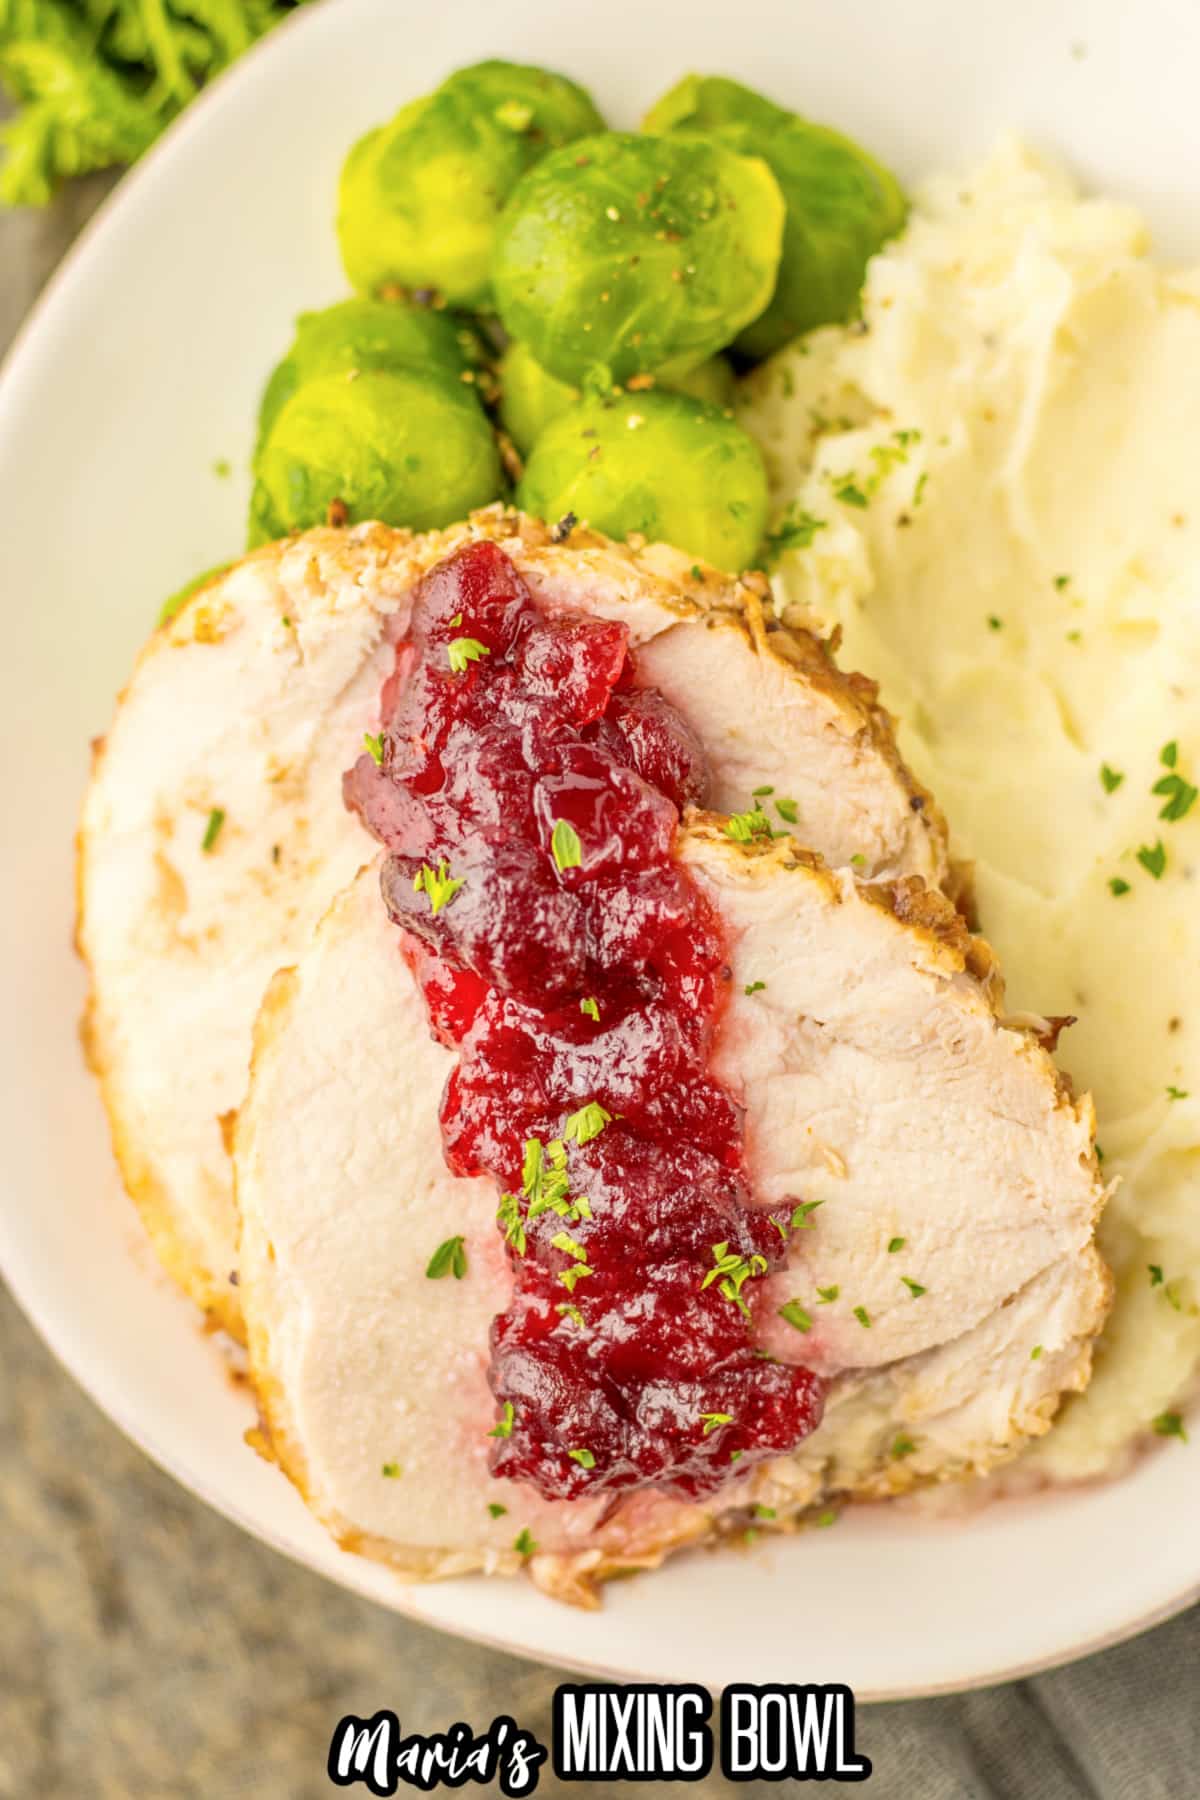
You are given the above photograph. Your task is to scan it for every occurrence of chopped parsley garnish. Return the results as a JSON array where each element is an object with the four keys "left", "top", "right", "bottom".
[
  {"left": 774, "top": 797, "right": 799, "bottom": 824},
  {"left": 555, "top": 1301, "right": 584, "bottom": 1327},
  {"left": 815, "top": 1509, "right": 839, "bottom": 1528},
  {"left": 550, "top": 1229, "right": 588, "bottom": 1263},
  {"left": 564, "top": 1102, "right": 612, "bottom": 1145},
  {"left": 201, "top": 807, "right": 225, "bottom": 852},
  {"left": 901, "top": 1277, "right": 927, "bottom": 1298},
  {"left": 790, "top": 1201, "right": 823, "bottom": 1230},
  {"left": 762, "top": 505, "right": 827, "bottom": 565},
  {"left": 568, "top": 1447, "right": 596, "bottom": 1468},
  {"left": 580, "top": 996, "right": 600, "bottom": 1022},
  {"left": 1137, "top": 840, "right": 1167, "bottom": 879},
  {"left": 1053, "top": 574, "right": 1070, "bottom": 591},
  {"left": 1099, "top": 763, "right": 1124, "bottom": 794},
  {"left": 449, "top": 613, "right": 463, "bottom": 628},
  {"left": 700, "top": 1412, "right": 733, "bottom": 1436},
  {"left": 691, "top": 564, "right": 704, "bottom": 582},
  {"left": 853, "top": 1305, "right": 871, "bottom": 1328},
  {"left": 725, "top": 806, "right": 773, "bottom": 843},
  {"left": 1153, "top": 773, "right": 1198, "bottom": 822},
  {"left": 987, "top": 616, "right": 1003, "bottom": 631},
  {"left": 888, "top": 1237, "right": 906, "bottom": 1254},
  {"left": 487, "top": 1502, "right": 507, "bottom": 1518},
  {"left": 702, "top": 1243, "right": 768, "bottom": 1317},
  {"left": 1161, "top": 740, "right": 1179, "bottom": 768},
  {"left": 850, "top": 852, "right": 867, "bottom": 869},
  {"left": 363, "top": 731, "right": 384, "bottom": 766},
  {"left": 1164, "top": 1283, "right": 1184, "bottom": 1313},
  {"left": 816, "top": 1285, "right": 840, "bottom": 1304},
  {"left": 1152, "top": 1412, "right": 1188, "bottom": 1442},
  {"left": 496, "top": 1192, "right": 526, "bottom": 1255},
  {"left": 753, "top": 1504, "right": 777, "bottom": 1520},
  {"left": 551, "top": 817, "right": 583, "bottom": 872},
  {"left": 891, "top": 1435, "right": 916, "bottom": 1460},
  {"left": 425, "top": 1235, "right": 467, "bottom": 1280},
  {"left": 835, "top": 481, "right": 869, "bottom": 509},
  {"left": 744, "top": 980, "right": 766, "bottom": 996},
  {"left": 513, "top": 1528, "right": 538, "bottom": 1556},
  {"left": 1167, "top": 1086, "right": 1189, "bottom": 1101},
  {"left": 777, "top": 1299, "right": 812, "bottom": 1333},
  {"left": 1030, "top": 1345, "right": 1043, "bottom": 1361},
  {"left": 559, "top": 1263, "right": 592, "bottom": 1294},
  {"left": 752, "top": 785, "right": 775, "bottom": 797},
  {"left": 489, "top": 1402, "right": 515, "bottom": 1439},
  {"left": 381, "top": 1461, "right": 401, "bottom": 1478},
  {"left": 447, "top": 636, "right": 491, "bottom": 674},
  {"left": 1149, "top": 1265, "right": 1165, "bottom": 1286},
  {"left": 412, "top": 859, "right": 465, "bottom": 914},
  {"left": 912, "top": 470, "right": 929, "bottom": 507},
  {"left": 1108, "top": 877, "right": 1131, "bottom": 897}
]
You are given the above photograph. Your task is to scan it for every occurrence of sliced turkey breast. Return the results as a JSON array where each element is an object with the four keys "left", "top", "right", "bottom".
[
  {"left": 78, "top": 509, "right": 947, "bottom": 1335},
  {"left": 236, "top": 837, "right": 1107, "bottom": 1603}
]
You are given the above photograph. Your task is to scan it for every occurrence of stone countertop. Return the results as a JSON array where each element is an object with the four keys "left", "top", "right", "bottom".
[{"left": 2, "top": 154, "right": 1198, "bottom": 1800}]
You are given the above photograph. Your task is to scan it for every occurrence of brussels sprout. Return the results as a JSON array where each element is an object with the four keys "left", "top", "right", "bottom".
[
  {"left": 338, "top": 60, "right": 604, "bottom": 307},
  {"left": 249, "top": 367, "right": 503, "bottom": 544},
  {"left": 498, "top": 339, "right": 737, "bottom": 454},
  {"left": 255, "top": 298, "right": 483, "bottom": 455},
  {"left": 493, "top": 132, "right": 784, "bottom": 386},
  {"left": 644, "top": 75, "right": 906, "bottom": 359},
  {"left": 517, "top": 389, "right": 768, "bottom": 570}
]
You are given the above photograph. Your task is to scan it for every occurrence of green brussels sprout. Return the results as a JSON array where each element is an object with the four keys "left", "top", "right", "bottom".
[
  {"left": 249, "top": 367, "right": 503, "bottom": 544},
  {"left": 338, "top": 60, "right": 604, "bottom": 307},
  {"left": 492, "top": 132, "right": 785, "bottom": 386},
  {"left": 255, "top": 298, "right": 483, "bottom": 455},
  {"left": 643, "top": 75, "right": 906, "bottom": 359},
  {"left": 498, "top": 339, "right": 737, "bottom": 454},
  {"left": 518, "top": 389, "right": 768, "bottom": 570}
]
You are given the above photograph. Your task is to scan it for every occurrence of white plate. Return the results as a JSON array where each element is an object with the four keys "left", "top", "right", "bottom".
[{"left": 1, "top": 0, "right": 1197, "bottom": 1700}]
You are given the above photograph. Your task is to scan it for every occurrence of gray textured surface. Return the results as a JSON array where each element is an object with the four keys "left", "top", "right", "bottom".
[{"left": 2, "top": 156, "right": 1198, "bottom": 1800}]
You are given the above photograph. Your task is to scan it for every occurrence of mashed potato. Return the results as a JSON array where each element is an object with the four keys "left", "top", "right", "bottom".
[{"left": 740, "top": 138, "right": 1200, "bottom": 1480}]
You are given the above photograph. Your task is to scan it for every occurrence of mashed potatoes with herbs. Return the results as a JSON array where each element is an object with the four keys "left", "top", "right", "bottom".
[{"left": 740, "top": 138, "right": 1200, "bottom": 1479}]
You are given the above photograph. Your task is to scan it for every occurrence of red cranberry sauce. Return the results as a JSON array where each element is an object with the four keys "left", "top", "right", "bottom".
[{"left": 345, "top": 541, "right": 823, "bottom": 1501}]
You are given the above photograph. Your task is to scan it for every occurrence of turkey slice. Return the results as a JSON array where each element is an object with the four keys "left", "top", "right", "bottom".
[
  {"left": 235, "top": 838, "right": 1107, "bottom": 1603},
  {"left": 78, "top": 509, "right": 947, "bottom": 1335}
]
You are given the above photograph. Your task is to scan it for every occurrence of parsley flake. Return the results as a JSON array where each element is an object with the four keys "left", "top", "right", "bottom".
[
  {"left": 489, "top": 1402, "right": 515, "bottom": 1439},
  {"left": 725, "top": 807, "right": 773, "bottom": 843},
  {"left": 762, "top": 506, "right": 827, "bottom": 565},
  {"left": 1153, "top": 773, "right": 1198, "bottom": 822},
  {"left": 1099, "top": 763, "right": 1124, "bottom": 793},
  {"left": 550, "top": 1229, "right": 588, "bottom": 1263},
  {"left": 1161, "top": 740, "right": 1179, "bottom": 768},
  {"left": 513, "top": 1527, "right": 538, "bottom": 1556},
  {"left": 1167, "top": 1086, "right": 1189, "bottom": 1101},
  {"left": 891, "top": 1435, "right": 916, "bottom": 1460},
  {"left": 835, "top": 481, "right": 869, "bottom": 509},
  {"left": 555, "top": 1301, "right": 584, "bottom": 1328},
  {"left": 987, "top": 616, "right": 1004, "bottom": 631},
  {"left": 363, "top": 732, "right": 384, "bottom": 766},
  {"left": 888, "top": 1237, "right": 906, "bottom": 1254},
  {"left": 901, "top": 1277, "right": 927, "bottom": 1298},
  {"left": 816, "top": 1509, "right": 839, "bottom": 1528},
  {"left": 201, "top": 807, "right": 225, "bottom": 852},
  {"left": 381, "top": 1461, "right": 401, "bottom": 1478},
  {"left": 487, "top": 1502, "right": 507, "bottom": 1518},
  {"left": 853, "top": 1305, "right": 871, "bottom": 1328},
  {"left": 1137, "top": 840, "right": 1167, "bottom": 879},
  {"left": 1053, "top": 574, "right": 1070, "bottom": 591},
  {"left": 774, "top": 797, "right": 799, "bottom": 824},
  {"left": 1030, "top": 1345, "right": 1043, "bottom": 1361},
  {"left": 700, "top": 1412, "right": 733, "bottom": 1436},
  {"left": 701, "top": 1242, "right": 769, "bottom": 1316},
  {"left": 551, "top": 818, "right": 583, "bottom": 872},
  {"left": 564, "top": 1102, "right": 612, "bottom": 1145},
  {"left": 790, "top": 1200, "right": 823, "bottom": 1230},
  {"left": 754, "top": 1504, "right": 777, "bottom": 1520},
  {"left": 447, "top": 636, "right": 491, "bottom": 675},
  {"left": 413, "top": 859, "right": 465, "bottom": 914},
  {"left": 752, "top": 785, "right": 775, "bottom": 797},
  {"left": 1108, "top": 877, "right": 1131, "bottom": 897},
  {"left": 778, "top": 1299, "right": 812, "bottom": 1333},
  {"left": 580, "top": 996, "right": 600, "bottom": 1022},
  {"left": 425, "top": 1235, "right": 467, "bottom": 1280},
  {"left": 568, "top": 1447, "right": 596, "bottom": 1469},
  {"left": 496, "top": 1192, "right": 526, "bottom": 1256},
  {"left": 816, "top": 1285, "right": 839, "bottom": 1304},
  {"left": 558, "top": 1263, "right": 592, "bottom": 1294},
  {"left": 744, "top": 980, "right": 766, "bottom": 996},
  {"left": 1149, "top": 1265, "right": 1165, "bottom": 1286},
  {"left": 1153, "top": 1412, "right": 1188, "bottom": 1442}
]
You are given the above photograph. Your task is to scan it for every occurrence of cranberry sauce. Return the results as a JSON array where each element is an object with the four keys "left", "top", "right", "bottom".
[{"left": 346, "top": 541, "right": 823, "bottom": 1501}]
